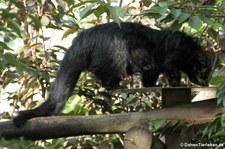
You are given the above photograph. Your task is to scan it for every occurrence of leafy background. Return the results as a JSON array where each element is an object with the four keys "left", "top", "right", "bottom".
[{"left": 0, "top": 0, "right": 225, "bottom": 148}]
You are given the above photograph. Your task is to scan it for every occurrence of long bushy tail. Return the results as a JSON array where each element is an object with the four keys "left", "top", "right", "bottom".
[{"left": 13, "top": 45, "right": 87, "bottom": 127}]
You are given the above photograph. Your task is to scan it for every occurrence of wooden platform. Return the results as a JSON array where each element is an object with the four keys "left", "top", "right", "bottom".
[{"left": 111, "top": 87, "right": 217, "bottom": 94}]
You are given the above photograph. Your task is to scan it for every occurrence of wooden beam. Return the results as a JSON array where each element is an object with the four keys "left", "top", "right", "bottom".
[
  {"left": 110, "top": 87, "right": 217, "bottom": 94},
  {"left": 0, "top": 99, "right": 222, "bottom": 140}
]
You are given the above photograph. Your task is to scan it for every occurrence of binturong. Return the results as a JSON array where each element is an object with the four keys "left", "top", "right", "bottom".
[{"left": 13, "top": 22, "right": 214, "bottom": 127}]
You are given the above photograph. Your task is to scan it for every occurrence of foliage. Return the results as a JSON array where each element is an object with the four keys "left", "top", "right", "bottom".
[
  {"left": 210, "top": 75, "right": 225, "bottom": 106},
  {"left": 0, "top": 138, "right": 43, "bottom": 149},
  {"left": 199, "top": 112, "right": 225, "bottom": 144},
  {"left": 143, "top": 0, "right": 225, "bottom": 32},
  {"left": 0, "top": 0, "right": 225, "bottom": 148},
  {"left": 0, "top": 135, "right": 123, "bottom": 149}
]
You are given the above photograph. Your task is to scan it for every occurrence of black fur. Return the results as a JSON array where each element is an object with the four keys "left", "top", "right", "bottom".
[{"left": 13, "top": 22, "right": 213, "bottom": 127}]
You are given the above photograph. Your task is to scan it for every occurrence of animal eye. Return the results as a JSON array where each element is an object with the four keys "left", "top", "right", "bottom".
[{"left": 200, "top": 62, "right": 206, "bottom": 67}]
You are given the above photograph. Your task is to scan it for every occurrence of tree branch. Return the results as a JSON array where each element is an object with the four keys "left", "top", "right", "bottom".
[{"left": 0, "top": 99, "right": 222, "bottom": 140}]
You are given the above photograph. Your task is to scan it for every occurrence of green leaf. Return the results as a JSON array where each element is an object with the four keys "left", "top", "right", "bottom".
[
  {"left": 161, "top": 14, "right": 174, "bottom": 23},
  {"left": 158, "top": 6, "right": 168, "bottom": 15},
  {"left": 153, "top": 119, "right": 167, "bottom": 130},
  {"left": 41, "top": 16, "right": 50, "bottom": 26},
  {"left": 7, "top": 19, "right": 22, "bottom": 38},
  {"left": 212, "top": 22, "right": 224, "bottom": 30},
  {"left": 147, "top": 5, "right": 161, "bottom": 13},
  {"left": 80, "top": 2, "right": 97, "bottom": 19},
  {"left": 158, "top": 1, "right": 176, "bottom": 7},
  {"left": 162, "top": 121, "right": 181, "bottom": 136},
  {"left": 149, "top": 119, "right": 167, "bottom": 131},
  {"left": 29, "top": 15, "right": 42, "bottom": 30},
  {"left": 218, "top": 81, "right": 225, "bottom": 91},
  {"left": 188, "top": 16, "right": 202, "bottom": 30},
  {"left": 217, "top": 90, "right": 225, "bottom": 105},
  {"left": 62, "top": 94, "right": 85, "bottom": 114},
  {"left": 210, "top": 76, "right": 225, "bottom": 85},
  {"left": 171, "top": 8, "right": 181, "bottom": 19},
  {"left": 171, "top": 20, "right": 182, "bottom": 31},
  {"left": 158, "top": 2, "right": 168, "bottom": 7},
  {"left": 53, "top": 45, "right": 68, "bottom": 51},
  {"left": 10, "top": 0, "right": 24, "bottom": 8},
  {"left": 1, "top": 9, "right": 17, "bottom": 20},
  {"left": 200, "top": 16, "right": 215, "bottom": 26},
  {"left": 178, "top": 12, "right": 191, "bottom": 23},
  {"left": 212, "top": 130, "right": 225, "bottom": 137},
  {"left": 71, "top": 0, "right": 98, "bottom": 9},
  {"left": 62, "top": 26, "right": 79, "bottom": 40},
  {"left": 124, "top": 95, "right": 138, "bottom": 105},
  {"left": 109, "top": 6, "right": 125, "bottom": 26},
  {"left": 0, "top": 42, "right": 13, "bottom": 50},
  {"left": 94, "top": 5, "right": 108, "bottom": 18}
]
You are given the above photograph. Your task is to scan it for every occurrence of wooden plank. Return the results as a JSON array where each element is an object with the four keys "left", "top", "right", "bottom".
[{"left": 111, "top": 87, "right": 217, "bottom": 94}]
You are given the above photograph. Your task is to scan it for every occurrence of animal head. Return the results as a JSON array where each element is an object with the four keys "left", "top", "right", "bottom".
[
  {"left": 186, "top": 47, "right": 214, "bottom": 86},
  {"left": 171, "top": 32, "right": 215, "bottom": 86},
  {"left": 171, "top": 32, "right": 214, "bottom": 86}
]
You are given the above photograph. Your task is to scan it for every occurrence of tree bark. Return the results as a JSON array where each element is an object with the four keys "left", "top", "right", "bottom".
[{"left": 0, "top": 99, "right": 222, "bottom": 140}]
